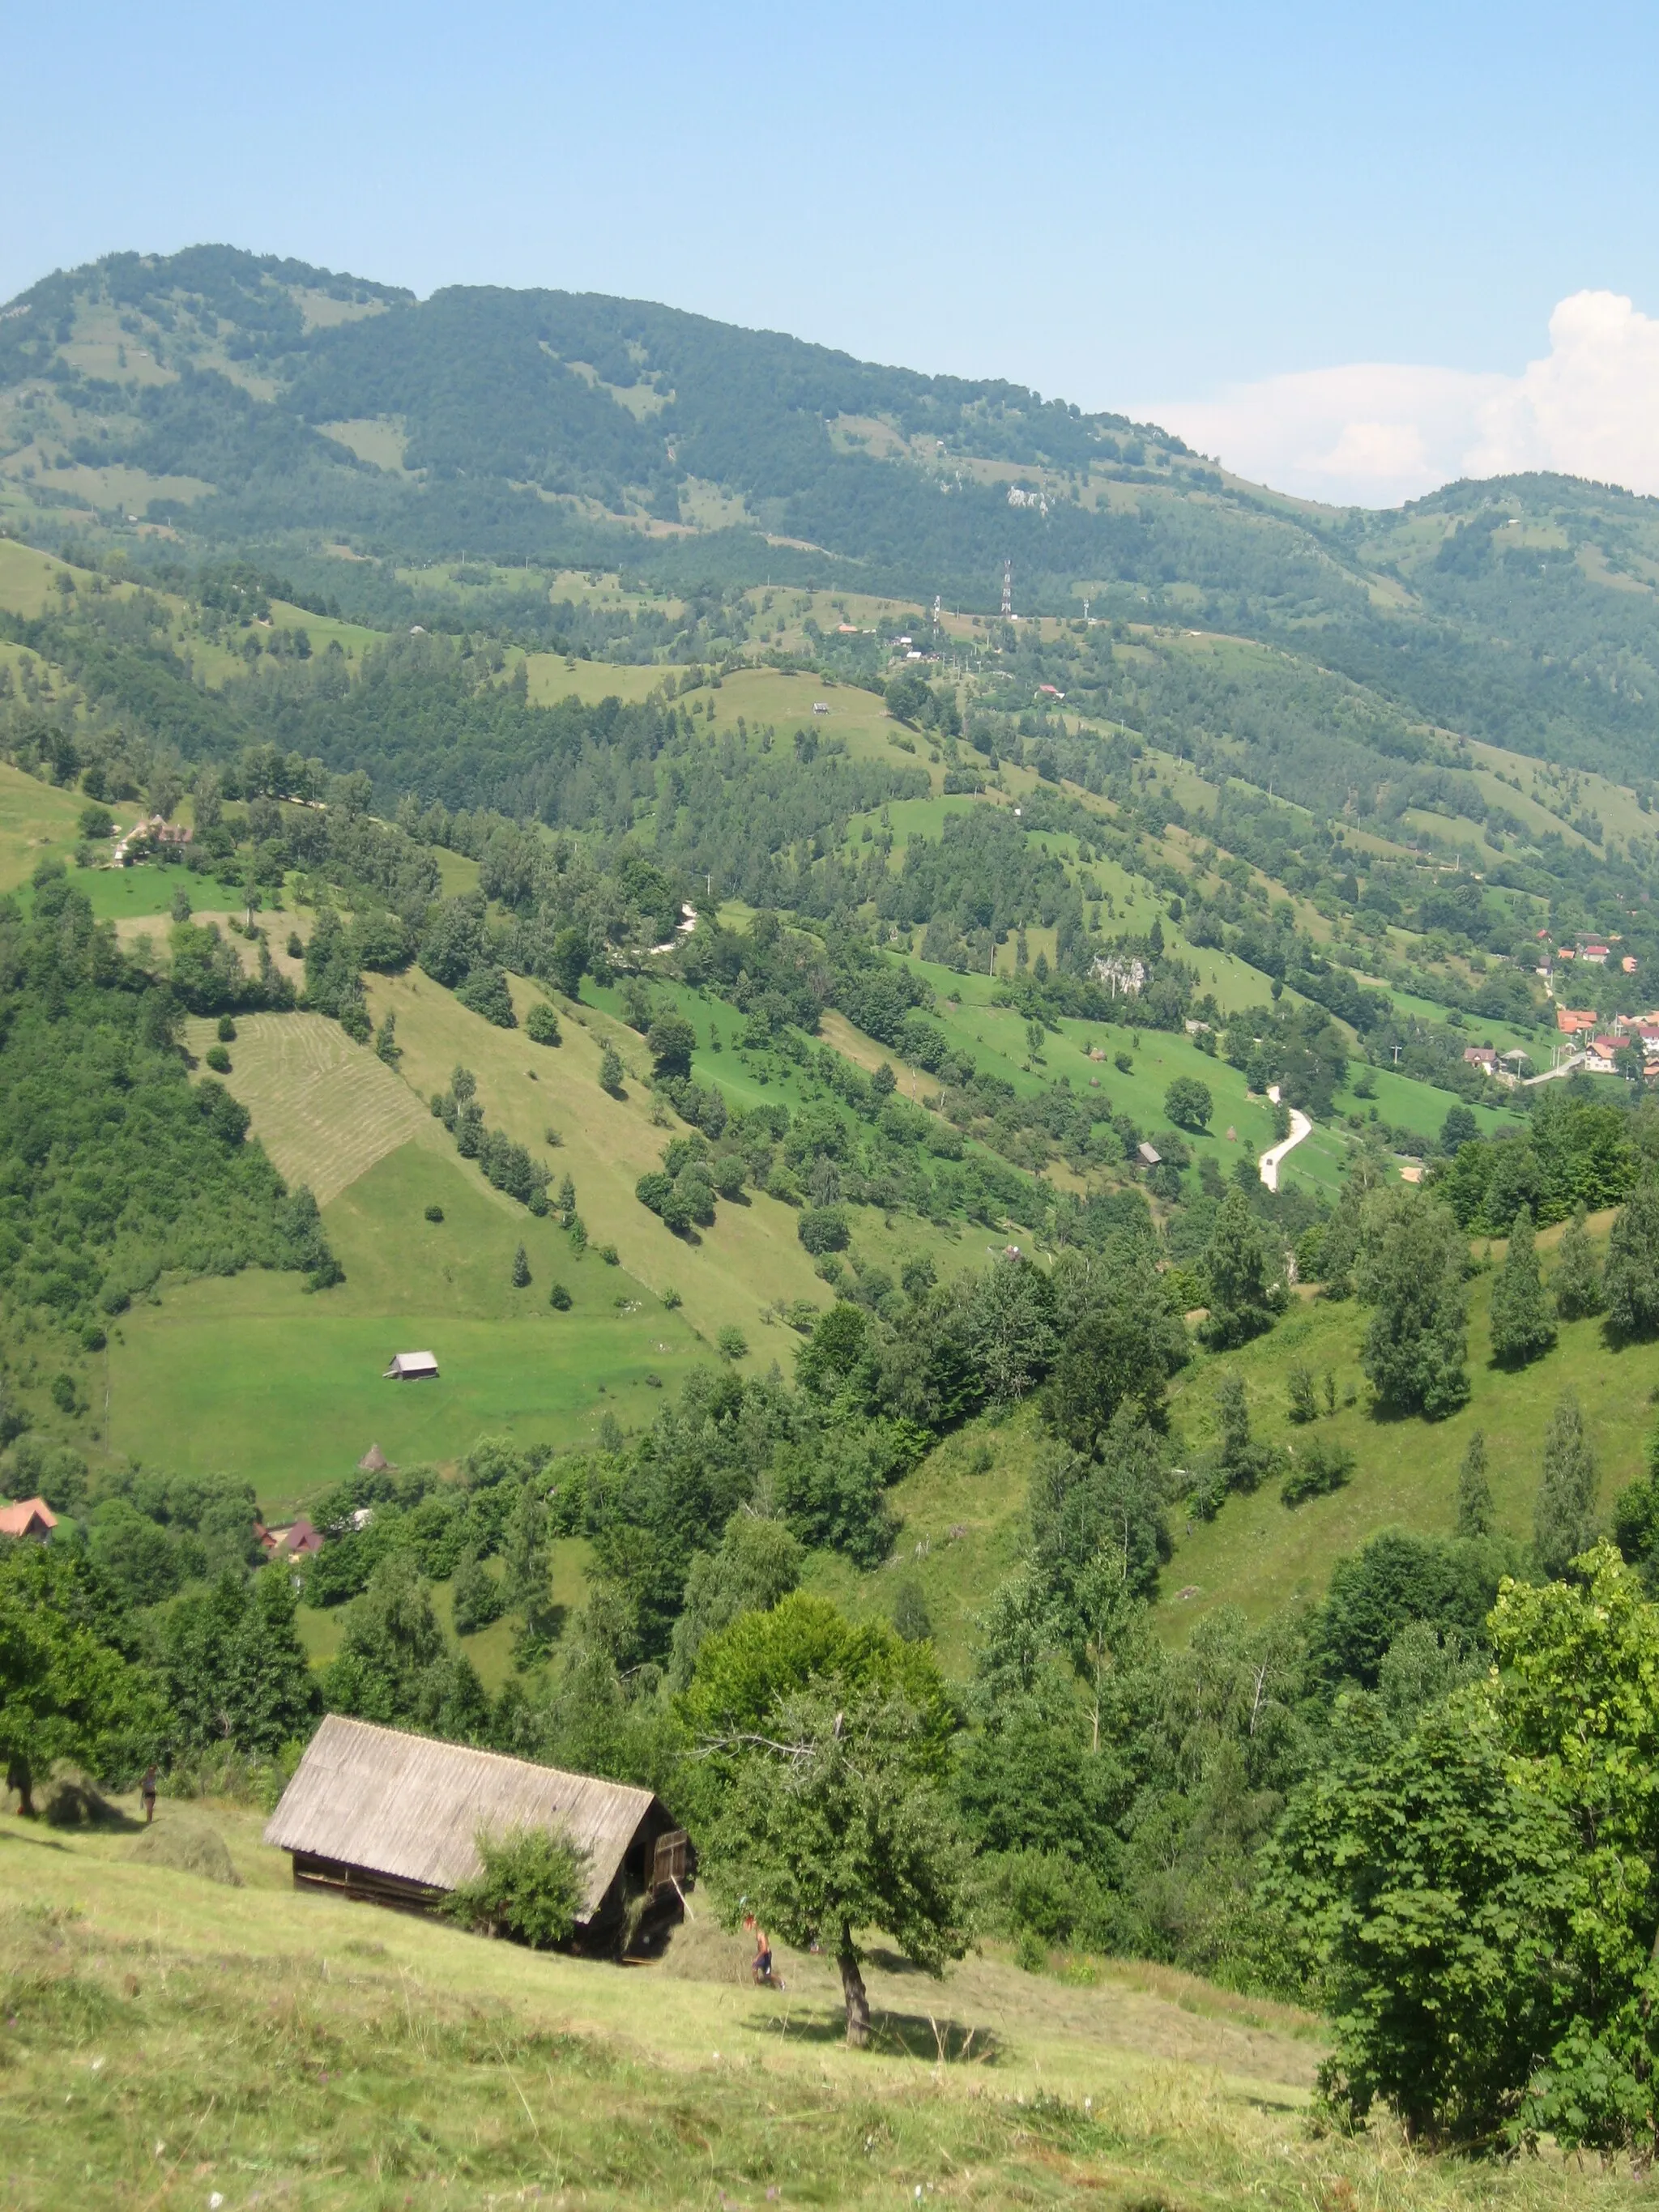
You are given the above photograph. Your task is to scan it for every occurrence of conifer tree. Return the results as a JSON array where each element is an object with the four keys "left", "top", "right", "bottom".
[
  {"left": 1488, "top": 1207, "right": 1555, "bottom": 1366},
  {"left": 1553, "top": 1202, "right": 1604, "bottom": 1320},
  {"left": 512, "top": 1242, "right": 531, "bottom": 1288},
  {"left": 1533, "top": 1391, "right": 1598, "bottom": 1580},
  {"left": 599, "top": 1044, "right": 625, "bottom": 1095},
  {"left": 1454, "top": 1430, "right": 1494, "bottom": 1538},
  {"left": 1605, "top": 1178, "right": 1659, "bottom": 1340}
]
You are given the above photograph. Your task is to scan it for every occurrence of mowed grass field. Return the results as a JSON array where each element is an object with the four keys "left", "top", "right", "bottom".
[
  {"left": 105, "top": 1147, "right": 706, "bottom": 1516},
  {"left": 6, "top": 1798, "right": 1648, "bottom": 2209},
  {"left": 181, "top": 1011, "right": 437, "bottom": 1204},
  {"left": 104, "top": 1004, "right": 729, "bottom": 1513},
  {"left": 0, "top": 758, "right": 82, "bottom": 891}
]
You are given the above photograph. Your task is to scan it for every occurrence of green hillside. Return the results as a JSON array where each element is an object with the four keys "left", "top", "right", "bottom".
[
  {"left": 17, "top": 1787, "right": 1607, "bottom": 2212},
  {"left": 18, "top": 245, "right": 1659, "bottom": 2178}
]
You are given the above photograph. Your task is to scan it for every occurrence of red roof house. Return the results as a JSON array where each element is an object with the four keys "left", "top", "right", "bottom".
[{"left": 0, "top": 1496, "right": 57, "bottom": 1540}]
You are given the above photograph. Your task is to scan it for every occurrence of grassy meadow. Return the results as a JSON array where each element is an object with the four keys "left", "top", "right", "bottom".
[
  {"left": 0, "top": 759, "right": 82, "bottom": 891},
  {"left": 8, "top": 1794, "right": 1651, "bottom": 2210}
]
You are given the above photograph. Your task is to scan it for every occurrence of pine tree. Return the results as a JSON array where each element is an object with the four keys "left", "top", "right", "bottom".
[
  {"left": 599, "top": 1044, "right": 625, "bottom": 1095},
  {"left": 557, "top": 1172, "right": 577, "bottom": 1223},
  {"left": 1533, "top": 1391, "right": 1598, "bottom": 1580},
  {"left": 1605, "top": 1178, "right": 1659, "bottom": 1340},
  {"left": 1554, "top": 1202, "right": 1605, "bottom": 1320},
  {"left": 1455, "top": 1430, "right": 1494, "bottom": 1538},
  {"left": 511, "top": 1242, "right": 531, "bottom": 1288},
  {"left": 1488, "top": 1207, "right": 1556, "bottom": 1366}
]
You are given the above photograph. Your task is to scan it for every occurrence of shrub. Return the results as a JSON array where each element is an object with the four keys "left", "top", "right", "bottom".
[
  {"left": 424, "top": 1204, "right": 445, "bottom": 1224},
  {"left": 1282, "top": 1436, "right": 1355, "bottom": 1507},
  {"left": 717, "top": 1324, "right": 748, "bottom": 1361},
  {"left": 1286, "top": 1364, "right": 1320, "bottom": 1425},
  {"left": 205, "top": 1045, "right": 232, "bottom": 1074},
  {"left": 798, "top": 1205, "right": 850, "bottom": 1255},
  {"left": 216, "top": 1015, "right": 237, "bottom": 1042},
  {"left": 597, "top": 1243, "right": 619, "bottom": 1266},
  {"left": 549, "top": 1281, "right": 572, "bottom": 1311},
  {"left": 456, "top": 965, "right": 517, "bottom": 1029},
  {"left": 663, "top": 1285, "right": 682, "bottom": 1309},
  {"left": 526, "top": 1002, "right": 561, "bottom": 1046},
  {"left": 441, "top": 1825, "right": 590, "bottom": 1949}
]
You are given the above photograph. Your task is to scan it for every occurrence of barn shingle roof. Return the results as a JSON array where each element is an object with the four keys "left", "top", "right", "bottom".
[{"left": 264, "top": 1715, "right": 658, "bottom": 1920}]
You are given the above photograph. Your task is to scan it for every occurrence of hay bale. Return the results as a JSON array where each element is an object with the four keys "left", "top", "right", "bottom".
[
  {"left": 656, "top": 1913, "right": 756, "bottom": 1985},
  {"left": 42, "top": 1770, "right": 118, "bottom": 1826},
  {"left": 126, "top": 1824, "right": 242, "bottom": 1886}
]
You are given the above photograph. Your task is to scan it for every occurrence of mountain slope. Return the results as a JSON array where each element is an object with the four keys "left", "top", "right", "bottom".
[{"left": 6, "top": 245, "right": 1659, "bottom": 799}]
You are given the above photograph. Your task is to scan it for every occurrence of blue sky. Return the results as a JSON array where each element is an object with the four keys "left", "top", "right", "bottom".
[{"left": 5, "top": 0, "right": 1657, "bottom": 502}]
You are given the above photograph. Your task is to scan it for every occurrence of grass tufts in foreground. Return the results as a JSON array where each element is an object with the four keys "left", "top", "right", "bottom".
[{"left": 0, "top": 1802, "right": 1651, "bottom": 2209}]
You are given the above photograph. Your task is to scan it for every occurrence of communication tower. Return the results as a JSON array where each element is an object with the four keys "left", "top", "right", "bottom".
[{"left": 1000, "top": 559, "right": 1013, "bottom": 620}]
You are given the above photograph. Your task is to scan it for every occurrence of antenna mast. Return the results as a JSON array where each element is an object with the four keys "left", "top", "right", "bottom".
[{"left": 1001, "top": 559, "right": 1013, "bottom": 620}]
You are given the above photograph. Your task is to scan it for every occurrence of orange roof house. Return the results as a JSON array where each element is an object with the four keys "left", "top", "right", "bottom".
[
  {"left": 1556, "top": 1008, "right": 1599, "bottom": 1034},
  {"left": 0, "top": 1496, "right": 57, "bottom": 1540}
]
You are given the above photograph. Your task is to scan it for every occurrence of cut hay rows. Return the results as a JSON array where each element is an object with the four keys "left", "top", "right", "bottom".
[{"left": 185, "top": 1012, "right": 433, "bottom": 1205}]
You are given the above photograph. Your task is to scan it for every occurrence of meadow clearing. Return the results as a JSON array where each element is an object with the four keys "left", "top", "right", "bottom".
[{"left": 6, "top": 1793, "right": 1649, "bottom": 2211}]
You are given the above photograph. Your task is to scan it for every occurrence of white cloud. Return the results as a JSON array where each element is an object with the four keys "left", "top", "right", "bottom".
[{"left": 1139, "top": 291, "right": 1659, "bottom": 508}]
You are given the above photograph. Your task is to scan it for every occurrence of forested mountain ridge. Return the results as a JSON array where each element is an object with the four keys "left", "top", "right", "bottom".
[{"left": 6, "top": 245, "right": 1659, "bottom": 799}]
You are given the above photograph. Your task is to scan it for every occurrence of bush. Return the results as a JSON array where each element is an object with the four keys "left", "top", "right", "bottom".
[
  {"left": 599, "top": 1044, "right": 625, "bottom": 1095},
  {"left": 526, "top": 1002, "right": 561, "bottom": 1046},
  {"left": 205, "top": 1045, "right": 232, "bottom": 1074},
  {"left": 663, "top": 1285, "right": 682, "bottom": 1309},
  {"left": 717, "top": 1324, "right": 748, "bottom": 1361},
  {"left": 424, "top": 1204, "right": 445, "bottom": 1223},
  {"left": 798, "top": 1205, "right": 850, "bottom": 1255},
  {"left": 549, "top": 1281, "right": 572, "bottom": 1311},
  {"left": 441, "top": 1825, "right": 590, "bottom": 1949},
  {"left": 216, "top": 1015, "right": 237, "bottom": 1042},
  {"left": 1286, "top": 1364, "right": 1319, "bottom": 1425},
  {"left": 597, "top": 1243, "right": 619, "bottom": 1266},
  {"left": 456, "top": 965, "right": 517, "bottom": 1029},
  {"left": 1282, "top": 1436, "right": 1355, "bottom": 1507}
]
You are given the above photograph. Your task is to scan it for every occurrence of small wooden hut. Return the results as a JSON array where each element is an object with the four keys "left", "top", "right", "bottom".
[
  {"left": 383, "top": 1351, "right": 438, "bottom": 1381},
  {"left": 264, "top": 1716, "right": 691, "bottom": 1950}
]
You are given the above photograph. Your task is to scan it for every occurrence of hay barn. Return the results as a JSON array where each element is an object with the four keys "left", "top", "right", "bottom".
[
  {"left": 264, "top": 1717, "right": 692, "bottom": 1950},
  {"left": 384, "top": 1350, "right": 438, "bottom": 1380}
]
